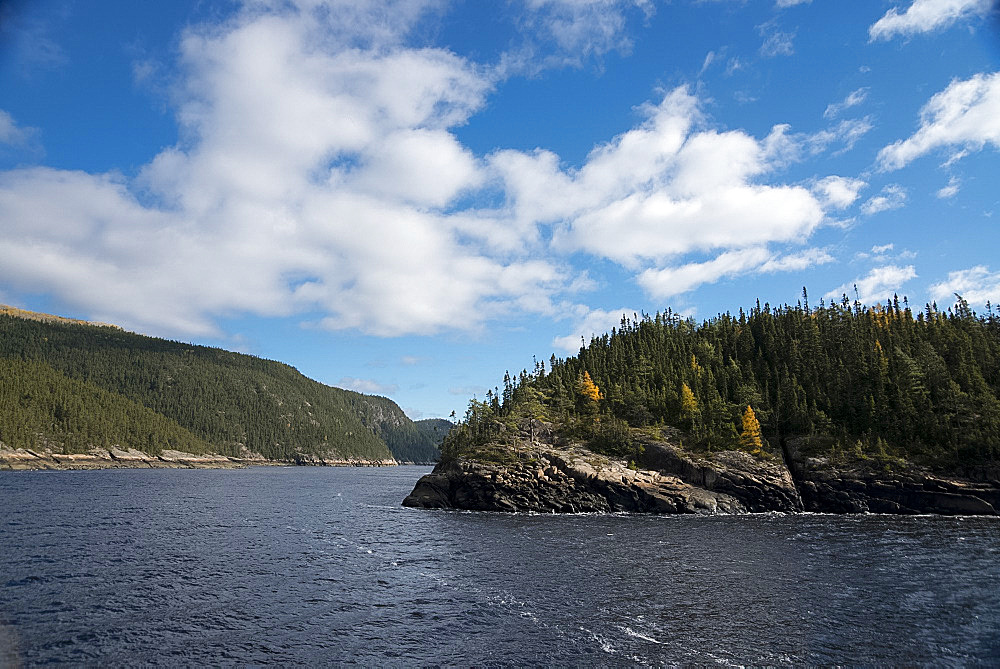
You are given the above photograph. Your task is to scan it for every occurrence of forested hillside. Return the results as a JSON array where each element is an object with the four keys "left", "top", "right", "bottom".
[
  {"left": 415, "top": 418, "right": 454, "bottom": 447},
  {"left": 346, "top": 394, "right": 441, "bottom": 463},
  {"left": 447, "top": 294, "right": 1000, "bottom": 474},
  {"left": 0, "top": 311, "right": 436, "bottom": 462}
]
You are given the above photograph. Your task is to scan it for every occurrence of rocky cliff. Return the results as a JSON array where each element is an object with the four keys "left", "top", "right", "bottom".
[{"left": 403, "top": 421, "right": 1000, "bottom": 516}]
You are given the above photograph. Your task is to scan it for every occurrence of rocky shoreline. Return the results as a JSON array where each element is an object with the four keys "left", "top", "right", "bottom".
[
  {"left": 403, "top": 425, "right": 1000, "bottom": 516},
  {"left": 0, "top": 446, "right": 398, "bottom": 471}
]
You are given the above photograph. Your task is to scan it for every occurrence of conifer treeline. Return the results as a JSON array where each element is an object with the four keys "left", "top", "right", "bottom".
[
  {"left": 0, "top": 314, "right": 439, "bottom": 461},
  {"left": 452, "top": 294, "right": 1000, "bottom": 470}
]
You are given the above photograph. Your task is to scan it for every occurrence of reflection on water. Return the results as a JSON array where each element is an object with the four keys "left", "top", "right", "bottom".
[{"left": 1, "top": 466, "right": 998, "bottom": 665}]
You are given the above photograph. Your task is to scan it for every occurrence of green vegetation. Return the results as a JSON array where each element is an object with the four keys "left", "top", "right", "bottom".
[
  {"left": 0, "top": 312, "right": 438, "bottom": 462},
  {"left": 415, "top": 418, "right": 455, "bottom": 446},
  {"left": 443, "top": 292, "right": 1000, "bottom": 473},
  {"left": 347, "top": 395, "right": 441, "bottom": 463},
  {"left": 0, "top": 358, "right": 214, "bottom": 455}
]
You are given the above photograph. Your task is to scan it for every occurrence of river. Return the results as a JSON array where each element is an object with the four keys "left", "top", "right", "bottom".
[{"left": 1, "top": 466, "right": 998, "bottom": 665}]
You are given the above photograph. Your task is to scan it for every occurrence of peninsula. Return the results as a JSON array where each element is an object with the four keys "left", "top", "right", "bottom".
[{"left": 405, "top": 297, "right": 1000, "bottom": 515}]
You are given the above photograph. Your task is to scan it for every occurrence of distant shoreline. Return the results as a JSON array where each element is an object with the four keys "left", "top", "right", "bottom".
[{"left": 0, "top": 447, "right": 401, "bottom": 471}]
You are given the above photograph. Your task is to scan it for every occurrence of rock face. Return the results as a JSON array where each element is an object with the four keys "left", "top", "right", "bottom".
[
  {"left": 785, "top": 440, "right": 1000, "bottom": 515},
  {"left": 405, "top": 444, "right": 755, "bottom": 514},
  {"left": 403, "top": 428, "right": 1000, "bottom": 516},
  {"left": 637, "top": 439, "right": 802, "bottom": 513}
]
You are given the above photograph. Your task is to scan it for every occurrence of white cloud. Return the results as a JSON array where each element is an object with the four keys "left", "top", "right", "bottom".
[
  {"left": 0, "top": 111, "right": 30, "bottom": 146},
  {"left": 639, "top": 248, "right": 771, "bottom": 299},
  {"left": 0, "top": 2, "right": 576, "bottom": 338},
  {"left": 813, "top": 176, "right": 867, "bottom": 209},
  {"left": 861, "top": 184, "right": 907, "bottom": 215},
  {"left": 494, "top": 87, "right": 832, "bottom": 269},
  {"left": 338, "top": 376, "right": 400, "bottom": 395},
  {"left": 501, "top": 0, "right": 653, "bottom": 74},
  {"left": 0, "top": 110, "right": 40, "bottom": 156},
  {"left": 776, "top": 0, "right": 811, "bottom": 7},
  {"left": 638, "top": 246, "right": 834, "bottom": 299},
  {"left": 400, "top": 356, "right": 426, "bottom": 366},
  {"left": 878, "top": 72, "right": 1000, "bottom": 170},
  {"left": 699, "top": 50, "right": 720, "bottom": 76},
  {"left": 855, "top": 243, "right": 918, "bottom": 263},
  {"left": 552, "top": 306, "right": 639, "bottom": 353},
  {"left": 937, "top": 176, "right": 961, "bottom": 198},
  {"left": 758, "top": 247, "right": 835, "bottom": 273},
  {"left": 823, "top": 88, "right": 869, "bottom": 119},
  {"left": 0, "top": 1, "right": 864, "bottom": 340},
  {"left": 760, "top": 30, "right": 795, "bottom": 58},
  {"left": 869, "top": 0, "right": 993, "bottom": 41},
  {"left": 808, "top": 117, "right": 874, "bottom": 154},
  {"left": 825, "top": 265, "right": 917, "bottom": 304},
  {"left": 930, "top": 265, "right": 1000, "bottom": 305}
]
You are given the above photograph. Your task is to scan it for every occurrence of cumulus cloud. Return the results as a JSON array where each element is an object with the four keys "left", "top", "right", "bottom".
[
  {"left": 494, "top": 87, "right": 833, "bottom": 271},
  {"left": 0, "top": 0, "right": 859, "bottom": 340},
  {"left": 861, "top": 184, "right": 907, "bottom": 215},
  {"left": 825, "top": 265, "right": 918, "bottom": 304},
  {"left": 0, "top": 2, "right": 580, "bottom": 338},
  {"left": 869, "top": 0, "right": 994, "bottom": 41},
  {"left": 813, "top": 176, "right": 867, "bottom": 209},
  {"left": 878, "top": 71, "right": 1000, "bottom": 170},
  {"left": 930, "top": 265, "right": 1000, "bottom": 305}
]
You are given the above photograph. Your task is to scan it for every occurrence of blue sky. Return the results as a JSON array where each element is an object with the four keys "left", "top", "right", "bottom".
[{"left": 1, "top": 0, "right": 999, "bottom": 420}]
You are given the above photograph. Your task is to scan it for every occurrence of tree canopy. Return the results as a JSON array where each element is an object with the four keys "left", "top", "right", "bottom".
[{"left": 444, "top": 293, "right": 1000, "bottom": 473}]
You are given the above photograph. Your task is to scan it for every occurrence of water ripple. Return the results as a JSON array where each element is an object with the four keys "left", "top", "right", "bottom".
[{"left": 1, "top": 467, "right": 998, "bottom": 666}]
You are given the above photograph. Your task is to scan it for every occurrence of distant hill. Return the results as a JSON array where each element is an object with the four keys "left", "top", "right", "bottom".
[
  {"left": 0, "top": 308, "right": 434, "bottom": 463},
  {"left": 347, "top": 396, "right": 441, "bottom": 463},
  {"left": 415, "top": 418, "right": 454, "bottom": 447}
]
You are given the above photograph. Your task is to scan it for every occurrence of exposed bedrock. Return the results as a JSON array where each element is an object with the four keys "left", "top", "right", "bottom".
[{"left": 403, "top": 428, "right": 1000, "bottom": 516}]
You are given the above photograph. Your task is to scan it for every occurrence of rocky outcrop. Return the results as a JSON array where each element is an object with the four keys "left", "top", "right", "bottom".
[
  {"left": 0, "top": 445, "right": 397, "bottom": 471},
  {"left": 403, "top": 427, "right": 1000, "bottom": 516},
  {"left": 785, "top": 440, "right": 1000, "bottom": 515},
  {"left": 403, "top": 445, "right": 749, "bottom": 514},
  {"left": 637, "top": 439, "right": 802, "bottom": 513},
  {"left": 0, "top": 446, "right": 249, "bottom": 470}
]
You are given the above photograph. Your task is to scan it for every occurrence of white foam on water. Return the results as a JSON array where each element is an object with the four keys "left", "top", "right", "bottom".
[{"left": 619, "top": 625, "right": 662, "bottom": 644}]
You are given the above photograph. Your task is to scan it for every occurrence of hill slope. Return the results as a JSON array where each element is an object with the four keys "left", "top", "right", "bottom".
[{"left": 0, "top": 309, "right": 432, "bottom": 464}]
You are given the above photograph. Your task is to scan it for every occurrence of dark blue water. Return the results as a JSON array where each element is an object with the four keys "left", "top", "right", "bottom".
[{"left": 1, "top": 467, "right": 998, "bottom": 666}]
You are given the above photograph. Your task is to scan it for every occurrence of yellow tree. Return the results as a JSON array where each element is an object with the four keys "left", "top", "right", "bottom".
[
  {"left": 739, "top": 405, "right": 763, "bottom": 454},
  {"left": 679, "top": 382, "right": 699, "bottom": 429},
  {"left": 576, "top": 371, "right": 602, "bottom": 417},
  {"left": 577, "top": 371, "right": 602, "bottom": 402}
]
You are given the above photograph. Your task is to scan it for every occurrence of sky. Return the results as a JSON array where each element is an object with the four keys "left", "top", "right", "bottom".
[{"left": 1, "top": 0, "right": 999, "bottom": 420}]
